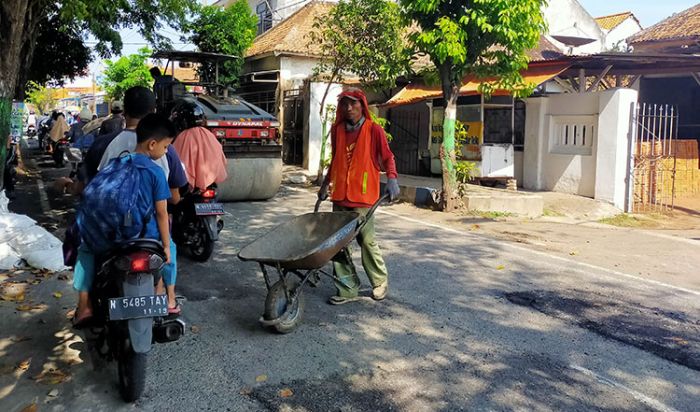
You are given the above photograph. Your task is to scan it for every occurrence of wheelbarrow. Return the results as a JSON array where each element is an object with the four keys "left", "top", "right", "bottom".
[{"left": 238, "top": 195, "right": 388, "bottom": 333}]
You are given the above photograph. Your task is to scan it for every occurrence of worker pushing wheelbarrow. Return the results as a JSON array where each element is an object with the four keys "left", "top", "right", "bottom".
[{"left": 238, "top": 87, "right": 401, "bottom": 333}]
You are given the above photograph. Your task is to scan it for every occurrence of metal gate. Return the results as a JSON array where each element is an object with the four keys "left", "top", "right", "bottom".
[
  {"left": 283, "top": 89, "right": 304, "bottom": 165},
  {"left": 632, "top": 103, "right": 678, "bottom": 212},
  {"left": 389, "top": 110, "right": 424, "bottom": 175}
]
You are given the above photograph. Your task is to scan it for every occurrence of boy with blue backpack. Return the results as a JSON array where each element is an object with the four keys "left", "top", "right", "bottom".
[{"left": 72, "top": 113, "right": 177, "bottom": 327}]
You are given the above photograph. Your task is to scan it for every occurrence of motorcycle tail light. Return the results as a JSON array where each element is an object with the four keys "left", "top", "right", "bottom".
[
  {"left": 130, "top": 255, "right": 150, "bottom": 272},
  {"left": 116, "top": 251, "right": 164, "bottom": 273},
  {"left": 202, "top": 189, "right": 216, "bottom": 199}
]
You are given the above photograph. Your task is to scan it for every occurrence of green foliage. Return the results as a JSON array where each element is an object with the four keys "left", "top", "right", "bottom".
[
  {"left": 14, "top": 4, "right": 92, "bottom": 98},
  {"left": 320, "top": 104, "right": 336, "bottom": 171},
  {"left": 399, "top": 0, "right": 548, "bottom": 98},
  {"left": 455, "top": 161, "right": 478, "bottom": 184},
  {"left": 58, "top": 0, "right": 197, "bottom": 58},
  {"left": 309, "top": 0, "right": 410, "bottom": 91},
  {"left": 369, "top": 112, "right": 393, "bottom": 142},
  {"left": 25, "top": 82, "right": 59, "bottom": 114},
  {"left": 187, "top": 2, "right": 257, "bottom": 88},
  {"left": 100, "top": 48, "right": 153, "bottom": 100},
  {"left": 399, "top": 0, "right": 547, "bottom": 209}
]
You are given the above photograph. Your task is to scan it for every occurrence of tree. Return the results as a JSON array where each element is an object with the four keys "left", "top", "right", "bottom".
[
  {"left": 25, "top": 82, "right": 59, "bottom": 114},
  {"left": 187, "top": 2, "right": 257, "bottom": 88},
  {"left": 399, "top": 0, "right": 547, "bottom": 211},
  {"left": 13, "top": 5, "right": 92, "bottom": 99},
  {"left": 308, "top": 0, "right": 410, "bottom": 181},
  {"left": 100, "top": 48, "right": 154, "bottom": 100},
  {"left": 0, "top": 0, "right": 196, "bottom": 190}
]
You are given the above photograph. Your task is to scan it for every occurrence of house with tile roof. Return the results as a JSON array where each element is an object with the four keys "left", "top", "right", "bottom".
[
  {"left": 628, "top": 4, "right": 700, "bottom": 54},
  {"left": 595, "top": 11, "right": 643, "bottom": 51}
]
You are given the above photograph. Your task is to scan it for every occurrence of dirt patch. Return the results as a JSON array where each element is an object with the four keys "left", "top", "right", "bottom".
[{"left": 505, "top": 290, "right": 700, "bottom": 371}]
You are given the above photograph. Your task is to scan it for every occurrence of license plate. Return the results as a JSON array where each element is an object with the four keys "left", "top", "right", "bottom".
[
  {"left": 195, "top": 203, "right": 225, "bottom": 216},
  {"left": 108, "top": 295, "right": 168, "bottom": 320}
]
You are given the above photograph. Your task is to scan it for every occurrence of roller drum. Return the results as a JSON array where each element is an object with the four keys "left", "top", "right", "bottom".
[{"left": 218, "top": 146, "right": 282, "bottom": 201}]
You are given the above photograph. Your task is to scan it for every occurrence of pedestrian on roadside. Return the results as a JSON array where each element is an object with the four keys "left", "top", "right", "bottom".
[
  {"left": 99, "top": 100, "right": 125, "bottom": 136},
  {"left": 317, "top": 87, "right": 400, "bottom": 304}
]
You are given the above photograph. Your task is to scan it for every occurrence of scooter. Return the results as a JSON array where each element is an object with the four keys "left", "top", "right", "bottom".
[
  {"left": 52, "top": 137, "right": 70, "bottom": 167},
  {"left": 26, "top": 124, "right": 37, "bottom": 139},
  {"left": 86, "top": 239, "right": 185, "bottom": 402},
  {"left": 64, "top": 147, "right": 83, "bottom": 180},
  {"left": 172, "top": 184, "right": 224, "bottom": 262}
]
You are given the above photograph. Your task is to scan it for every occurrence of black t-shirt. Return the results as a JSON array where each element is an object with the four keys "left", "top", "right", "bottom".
[{"left": 81, "top": 129, "right": 122, "bottom": 182}]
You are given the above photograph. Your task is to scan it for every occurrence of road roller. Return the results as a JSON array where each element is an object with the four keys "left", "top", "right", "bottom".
[{"left": 152, "top": 50, "right": 282, "bottom": 202}]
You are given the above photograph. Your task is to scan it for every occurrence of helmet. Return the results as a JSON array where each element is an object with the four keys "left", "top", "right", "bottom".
[
  {"left": 79, "top": 107, "right": 92, "bottom": 121},
  {"left": 169, "top": 100, "right": 206, "bottom": 134},
  {"left": 111, "top": 100, "right": 124, "bottom": 113}
]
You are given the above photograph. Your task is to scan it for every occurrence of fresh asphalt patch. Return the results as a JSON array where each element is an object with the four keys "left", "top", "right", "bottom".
[{"left": 505, "top": 290, "right": 700, "bottom": 371}]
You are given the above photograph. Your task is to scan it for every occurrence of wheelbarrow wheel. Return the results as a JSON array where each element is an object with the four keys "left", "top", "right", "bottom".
[{"left": 263, "top": 278, "right": 304, "bottom": 334}]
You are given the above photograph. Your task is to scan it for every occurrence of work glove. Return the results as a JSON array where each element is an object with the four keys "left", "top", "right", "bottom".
[
  {"left": 385, "top": 178, "right": 400, "bottom": 202},
  {"left": 318, "top": 181, "right": 330, "bottom": 200}
]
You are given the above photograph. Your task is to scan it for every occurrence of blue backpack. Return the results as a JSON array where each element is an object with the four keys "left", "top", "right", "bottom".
[{"left": 77, "top": 154, "right": 153, "bottom": 254}]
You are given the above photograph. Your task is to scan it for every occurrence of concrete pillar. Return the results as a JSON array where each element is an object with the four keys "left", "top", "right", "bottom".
[
  {"left": 523, "top": 97, "right": 549, "bottom": 190},
  {"left": 595, "top": 88, "right": 638, "bottom": 209}
]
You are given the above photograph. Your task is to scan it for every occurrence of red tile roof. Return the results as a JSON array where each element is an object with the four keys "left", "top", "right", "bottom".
[
  {"left": 595, "top": 11, "right": 638, "bottom": 31},
  {"left": 246, "top": 1, "right": 335, "bottom": 58},
  {"left": 629, "top": 4, "right": 700, "bottom": 44}
]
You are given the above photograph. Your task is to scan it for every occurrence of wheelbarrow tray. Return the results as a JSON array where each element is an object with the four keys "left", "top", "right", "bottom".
[{"left": 238, "top": 211, "right": 360, "bottom": 270}]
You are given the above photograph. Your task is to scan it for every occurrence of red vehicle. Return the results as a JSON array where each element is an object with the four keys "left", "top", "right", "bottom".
[{"left": 152, "top": 51, "right": 282, "bottom": 201}]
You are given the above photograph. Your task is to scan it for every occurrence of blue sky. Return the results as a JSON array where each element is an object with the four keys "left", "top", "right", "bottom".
[{"left": 579, "top": 0, "right": 695, "bottom": 27}]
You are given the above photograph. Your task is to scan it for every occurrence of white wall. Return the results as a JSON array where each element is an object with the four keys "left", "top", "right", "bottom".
[
  {"left": 304, "top": 81, "right": 342, "bottom": 175},
  {"left": 604, "top": 18, "right": 643, "bottom": 50},
  {"left": 523, "top": 89, "right": 638, "bottom": 209},
  {"left": 544, "top": 0, "right": 607, "bottom": 54}
]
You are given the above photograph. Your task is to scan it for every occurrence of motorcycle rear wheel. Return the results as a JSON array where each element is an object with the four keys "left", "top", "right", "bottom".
[
  {"left": 189, "top": 222, "right": 214, "bottom": 262},
  {"left": 117, "top": 338, "right": 147, "bottom": 402}
]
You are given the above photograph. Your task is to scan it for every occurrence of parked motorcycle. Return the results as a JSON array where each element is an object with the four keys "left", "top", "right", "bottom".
[
  {"left": 86, "top": 238, "right": 185, "bottom": 402},
  {"left": 172, "top": 184, "right": 224, "bottom": 262}
]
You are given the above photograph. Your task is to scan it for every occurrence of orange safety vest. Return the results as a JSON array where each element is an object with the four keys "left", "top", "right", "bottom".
[{"left": 330, "top": 121, "right": 380, "bottom": 204}]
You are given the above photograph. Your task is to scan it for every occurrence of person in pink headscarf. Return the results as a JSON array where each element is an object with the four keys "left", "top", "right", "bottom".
[{"left": 170, "top": 101, "right": 227, "bottom": 191}]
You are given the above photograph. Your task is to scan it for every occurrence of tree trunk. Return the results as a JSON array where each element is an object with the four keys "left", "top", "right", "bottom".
[
  {"left": 438, "top": 63, "right": 460, "bottom": 211},
  {"left": 316, "top": 69, "right": 339, "bottom": 183},
  {"left": 0, "top": 0, "right": 32, "bottom": 190}
]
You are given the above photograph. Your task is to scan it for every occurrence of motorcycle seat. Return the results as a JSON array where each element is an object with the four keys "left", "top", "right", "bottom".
[{"left": 115, "top": 239, "right": 166, "bottom": 256}]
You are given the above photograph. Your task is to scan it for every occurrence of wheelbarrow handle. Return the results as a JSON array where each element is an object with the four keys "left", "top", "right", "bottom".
[
  {"left": 356, "top": 194, "right": 389, "bottom": 233},
  {"left": 314, "top": 197, "right": 324, "bottom": 213}
]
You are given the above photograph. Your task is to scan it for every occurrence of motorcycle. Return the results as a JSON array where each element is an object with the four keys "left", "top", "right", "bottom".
[
  {"left": 172, "top": 184, "right": 224, "bottom": 262},
  {"left": 52, "top": 137, "right": 70, "bottom": 167},
  {"left": 64, "top": 147, "right": 83, "bottom": 180},
  {"left": 87, "top": 239, "right": 185, "bottom": 402},
  {"left": 38, "top": 119, "right": 51, "bottom": 152},
  {"left": 26, "top": 124, "right": 37, "bottom": 139}
]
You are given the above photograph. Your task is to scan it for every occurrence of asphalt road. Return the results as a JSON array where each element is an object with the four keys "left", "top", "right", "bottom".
[{"left": 2, "top": 182, "right": 699, "bottom": 411}]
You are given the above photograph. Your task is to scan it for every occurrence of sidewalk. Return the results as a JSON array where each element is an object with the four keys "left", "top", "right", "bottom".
[{"left": 1, "top": 148, "right": 82, "bottom": 410}]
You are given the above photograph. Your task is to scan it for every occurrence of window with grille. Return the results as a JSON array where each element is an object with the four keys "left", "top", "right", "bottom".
[{"left": 549, "top": 115, "right": 596, "bottom": 155}]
